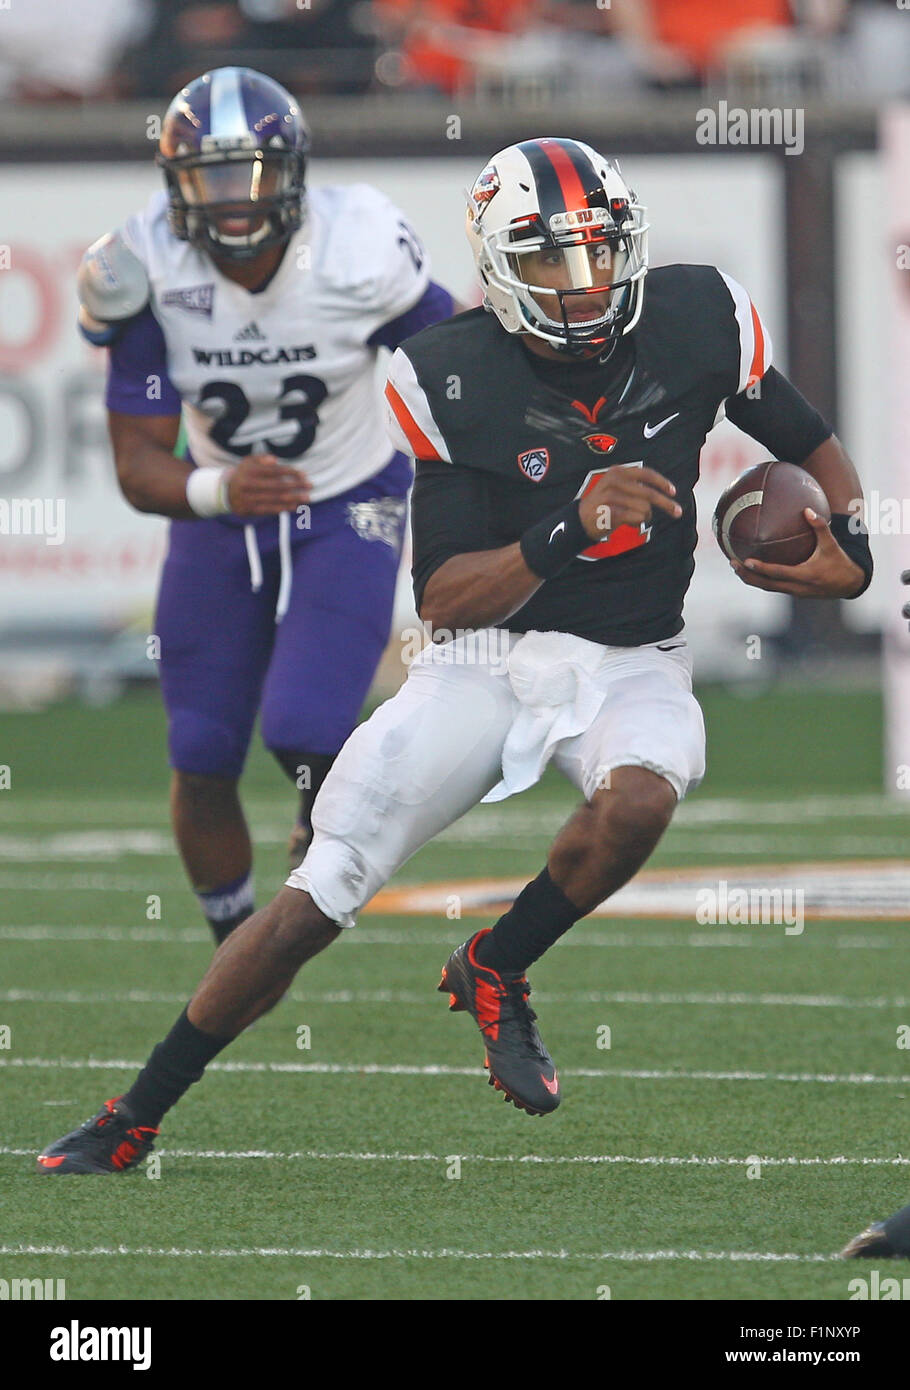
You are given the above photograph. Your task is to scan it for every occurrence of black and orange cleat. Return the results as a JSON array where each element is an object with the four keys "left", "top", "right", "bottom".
[
  {"left": 841, "top": 1202, "right": 910, "bottom": 1259},
  {"left": 439, "top": 927, "right": 560, "bottom": 1116},
  {"left": 36, "top": 1097, "right": 158, "bottom": 1175}
]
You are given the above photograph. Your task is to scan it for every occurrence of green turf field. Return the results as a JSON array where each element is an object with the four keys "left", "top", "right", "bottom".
[{"left": 1, "top": 685, "right": 909, "bottom": 1301}]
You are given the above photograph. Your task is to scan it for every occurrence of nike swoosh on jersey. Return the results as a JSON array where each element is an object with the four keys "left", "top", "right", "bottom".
[
  {"left": 549, "top": 521, "right": 567, "bottom": 543},
  {"left": 656, "top": 642, "right": 685, "bottom": 651},
  {"left": 643, "top": 412, "right": 680, "bottom": 438}
]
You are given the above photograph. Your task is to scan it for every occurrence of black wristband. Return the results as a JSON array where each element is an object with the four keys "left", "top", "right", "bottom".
[
  {"left": 519, "top": 501, "right": 591, "bottom": 580},
  {"left": 829, "top": 512, "right": 873, "bottom": 597}
]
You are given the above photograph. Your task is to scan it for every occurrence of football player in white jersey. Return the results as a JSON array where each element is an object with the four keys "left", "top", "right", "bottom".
[{"left": 77, "top": 67, "right": 456, "bottom": 945}]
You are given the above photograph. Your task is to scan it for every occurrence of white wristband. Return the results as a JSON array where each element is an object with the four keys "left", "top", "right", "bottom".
[{"left": 186, "top": 467, "right": 232, "bottom": 518}]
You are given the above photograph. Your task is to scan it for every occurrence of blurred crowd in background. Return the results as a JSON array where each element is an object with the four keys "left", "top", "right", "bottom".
[{"left": 1, "top": 0, "right": 909, "bottom": 105}]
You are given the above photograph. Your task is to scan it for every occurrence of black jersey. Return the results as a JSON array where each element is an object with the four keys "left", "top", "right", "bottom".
[{"left": 385, "top": 264, "right": 832, "bottom": 647}]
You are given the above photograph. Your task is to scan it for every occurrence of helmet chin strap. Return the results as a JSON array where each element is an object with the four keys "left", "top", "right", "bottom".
[
  {"left": 529, "top": 299, "right": 619, "bottom": 359},
  {"left": 554, "top": 281, "right": 625, "bottom": 357},
  {"left": 521, "top": 324, "right": 616, "bottom": 361},
  {"left": 555, "top": 334, "right": 616, "bottom": 361},
  {"left": 577, "top": 337, "right": 617, "bottom": 362},
  {"left": 515, "top": 271, "right": 625, "bottom": 356}
]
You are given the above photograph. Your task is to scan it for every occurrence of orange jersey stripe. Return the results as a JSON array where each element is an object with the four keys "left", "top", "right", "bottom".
[
  {"left": 385, "top": 380, "right": 443, "bottom": 462},
  {"left": 748, "top": 300, "right": 766, "bottom": 383}
]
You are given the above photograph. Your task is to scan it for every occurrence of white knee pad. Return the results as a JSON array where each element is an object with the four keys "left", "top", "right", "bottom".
[
  {"left": 291, "top": 835, "right": 374, "bottom": 930},
  {"left": 286, "top": 649, "right": 516, "bottom": 926}
]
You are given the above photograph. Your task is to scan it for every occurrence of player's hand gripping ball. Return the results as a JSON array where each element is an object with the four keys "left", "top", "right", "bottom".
[
  {"left": 713, "top": 460, "right": 830, "bottom": 567},
  {"left": 711, "top": 459, "right": 865, "bottom": 597}
]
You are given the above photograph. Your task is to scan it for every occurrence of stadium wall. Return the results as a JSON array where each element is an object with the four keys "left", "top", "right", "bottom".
[{"left": 0, "top": 103, "right": 886, "bottom": 683}]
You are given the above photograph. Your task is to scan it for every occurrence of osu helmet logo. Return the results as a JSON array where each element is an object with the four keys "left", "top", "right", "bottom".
[
  {"left": 469, "top": 164, "right": 501, "bottom": 218},
  {"left": 584, "top": 433, "right": 617, "bottom": 455},
  {"left": 517, "top": 447, "right": 550, "bottom": 481}
]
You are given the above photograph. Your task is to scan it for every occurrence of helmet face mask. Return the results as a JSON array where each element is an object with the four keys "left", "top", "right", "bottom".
[
  {"left": 500, "top": 225, "right": 639, "bottom": 352},
  {"left": 466, "top": 140, "right": 649, "bottom": 356},
  {"left": 157, "top": 68, "right": 310, "bottom": 263}
]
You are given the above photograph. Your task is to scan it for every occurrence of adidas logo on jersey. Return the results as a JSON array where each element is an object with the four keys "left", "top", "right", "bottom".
[{"left": 234, "top": 321, "right": 267, "bottom": 342}]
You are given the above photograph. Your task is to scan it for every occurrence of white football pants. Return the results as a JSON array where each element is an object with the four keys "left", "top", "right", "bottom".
[{"left": 286, "top": 628, "right": 706, "bottom": 928}]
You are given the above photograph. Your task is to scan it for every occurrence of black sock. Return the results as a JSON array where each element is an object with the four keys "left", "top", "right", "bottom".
[
  {"left": 122, "top": 1007, "right": 233, "bottom": 1128},
  {"left": 474, "top": 867, "right": 584, "bottom": 975}
]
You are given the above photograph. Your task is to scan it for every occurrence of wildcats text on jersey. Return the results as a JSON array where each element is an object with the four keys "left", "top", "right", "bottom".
[{"left": 191, "top": 344, "right": 317, "bottom": 366}]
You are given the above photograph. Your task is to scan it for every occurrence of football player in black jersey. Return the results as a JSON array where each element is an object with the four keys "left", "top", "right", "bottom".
[{"left": 37, "top": 138, "right": 874, "bottom": 1172}]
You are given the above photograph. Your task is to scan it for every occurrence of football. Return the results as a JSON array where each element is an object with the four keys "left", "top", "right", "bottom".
[{"left": 712, "top": 460, "right": 831, "bottom": 567}]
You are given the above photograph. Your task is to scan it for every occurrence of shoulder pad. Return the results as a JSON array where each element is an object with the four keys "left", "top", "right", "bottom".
[{"left": 77, "top": 230, "right": 149, "bottom": 323}]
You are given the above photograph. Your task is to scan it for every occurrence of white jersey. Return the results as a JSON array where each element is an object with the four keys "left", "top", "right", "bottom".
[{"left": 120, "top": 185, "right": 431, "bottom": 502}]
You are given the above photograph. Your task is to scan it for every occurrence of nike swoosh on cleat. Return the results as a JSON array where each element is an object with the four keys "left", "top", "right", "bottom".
[
  {"left": 643, "top": 412, "right": 679, "bottom": 438},
  {"left": 548, "top": 521, "right": 567, "bottom": 543},
  {"left": 36, "top": 1155, "right": 66, "bottom": 1167},
  {"left": 541, "top": 1074, "right": 559, "bottom": 1095}
]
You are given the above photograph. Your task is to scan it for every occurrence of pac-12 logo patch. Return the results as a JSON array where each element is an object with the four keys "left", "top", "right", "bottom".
[
  {"left": 584, "top": 433, "right": 617, "bottom": 455},
  {"left": 517, "top": 448, "right": 550, "bottom": 481}
]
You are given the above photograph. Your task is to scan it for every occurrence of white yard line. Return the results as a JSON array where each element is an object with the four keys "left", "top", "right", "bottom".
[
  {"left": 0, "top": 924, "right": 902, "bottom": 949},
  {"left": 0, "top": 875, "right": 187, "bottom": 893},
  {"left": 0, "top": 835, "right": 904, "bottom": 865},
  {"left": 0, "top": 1242, "right": 839, "bottom": 1263},
  {"left": 0, "top": 830, "right": 286, "bottom": 861},
  {"left": 0, "top": 836, "right": 905, "bottom": 887},
  {"left": 2, "top": 1057, "right": 908, "bottom": 1084},
  {"left": 0, "top": 926, "right": 214, "bottom": 942},
  {"left": 2, "top": 986, "right": 910, "bottom": 1009},
  {"left": 2, "top": 791, "right": 907, "bottom": 825},
  {"left": 4, "top": 1146, "right": 908, "bottom": 1167}
]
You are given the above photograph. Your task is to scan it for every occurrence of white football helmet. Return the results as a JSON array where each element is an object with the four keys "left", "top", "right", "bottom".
[{"left": 465, "top": 137, "right": 649, "bottom": 355}]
